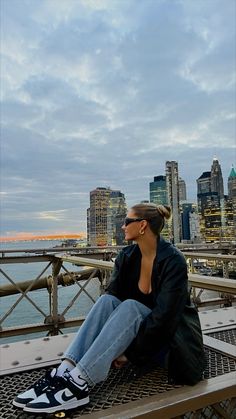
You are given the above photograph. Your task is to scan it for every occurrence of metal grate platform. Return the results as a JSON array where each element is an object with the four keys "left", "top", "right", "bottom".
[
  {"left": 208, "top": 328, "right": 236, "bottom": 346},
  {"left": 1, "top": 347, "right": 236, "bottom": 419}
]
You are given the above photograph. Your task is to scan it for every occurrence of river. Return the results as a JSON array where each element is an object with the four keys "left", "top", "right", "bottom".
[{"left": 0, "top": 240, "right": 100, "bottom": 344}]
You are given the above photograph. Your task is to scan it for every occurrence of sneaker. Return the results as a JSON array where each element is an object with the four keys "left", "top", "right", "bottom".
[
  {"left": 24, "top": 372, "right": 89, "bottom": 413},
  {"left": 13, "top": 368, "right": 58, "bottom": 408}
]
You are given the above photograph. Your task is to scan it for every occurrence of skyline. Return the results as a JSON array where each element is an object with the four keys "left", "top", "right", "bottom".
[
  {"left": 1, "top": 0, "right": 235, "bottom": 237},
  {"left": 1, "top": 157, "right": 233, "bottom": 239}
]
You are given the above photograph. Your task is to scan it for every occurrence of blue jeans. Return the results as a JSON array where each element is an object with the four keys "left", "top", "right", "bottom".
[{"left": 63, "top": 294, "right": 151, "bottom": 385}]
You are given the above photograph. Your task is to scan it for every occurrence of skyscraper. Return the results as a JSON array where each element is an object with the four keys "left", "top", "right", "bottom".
[
  {"left": 149, "top": 175, "right": 169, "bottom": 239},
  {"left": 228, "top": 166, "right": 236, "bottom": 235},
  {"left": 197, "top": 172, "right": 211, "bottom": 201},
  {"left": 165, "top": 161, "right": 181, "bottom": 243},
  {"left": 107, "top": 190, "right": 127, "bottom": 245},
  {"left": 149, "top": 176, "right": 167, "bottom": 205},
  {"left": 228, "top": 166, "right": 236, "bottom": 202},
  {"left": 178, "top": 177, "right": 187, "bottom": 202},
  {"left": 89, "top": 187, "right": 111, "bottom": 246},
  {"left": 196, "top": 158, "right": 232, "bottom": 242},
  {"left": 211, "top": 158, "right": 224, "bottom": 199},
  {"left": 197, "top": 171, "right": 219, "bottom": 216},
  {"left": 88, "top": 187, "right": 126, "bottom": 246}
]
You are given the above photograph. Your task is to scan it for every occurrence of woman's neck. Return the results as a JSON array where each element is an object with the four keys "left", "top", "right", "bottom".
[{"left": 137, "top": 234, "right": 158, "bottom": 258}]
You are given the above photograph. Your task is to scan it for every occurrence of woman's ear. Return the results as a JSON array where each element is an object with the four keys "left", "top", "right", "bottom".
[{"left": 139, "top": 220, "right": 148, "bottom": 234}]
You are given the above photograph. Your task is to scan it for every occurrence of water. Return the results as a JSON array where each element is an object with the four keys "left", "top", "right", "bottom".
[
  {"left": 0, "top": 240, "right": 100, "bottom": 343},
  {"left": 1, "top": 240, "right": 227, "bottom": 344}
]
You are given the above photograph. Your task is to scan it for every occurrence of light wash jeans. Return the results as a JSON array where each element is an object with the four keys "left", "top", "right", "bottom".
[{"left": 63, "top": 294, "right": 151, "bottom": 386}]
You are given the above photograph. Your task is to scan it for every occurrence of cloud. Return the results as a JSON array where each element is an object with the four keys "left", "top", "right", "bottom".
[
  {"left": 36, "top": 210, "right": 68, "bottom": 221},
  {"left": 1, "top": 0, "right": 235, "bottom": 235}
]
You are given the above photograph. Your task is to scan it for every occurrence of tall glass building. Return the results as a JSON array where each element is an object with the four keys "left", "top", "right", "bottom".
[
  {"left": 227, "top": 166, "right": 236, "bottom": 239},
  {"left": 149, "top": 175, "right": 169, "bottom": 239},
  {"left": 149, "top": 176, "right": 167, "bottom": 205},
  {"left": 107, "top": 191, "right": 127, "bottom": 246},
  {"left": 165, "top": 161, "right": 181, "bottom": 243},
  {"left": 88, "top": 187, "right": 126, "bottom": 246},
  {"left": 196, "top": 159, "right": 235, "bottom": 242},
  {"left": 178, "top": 177, "right": 187, "bottom": 202}
]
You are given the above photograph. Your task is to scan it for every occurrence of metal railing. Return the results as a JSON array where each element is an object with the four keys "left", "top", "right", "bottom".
[
  {"left": 0, "top": 247, "right": 235, "bottom": 339},
  {"left": 0, "top": 252, "right": 104, "bottom": 338}
]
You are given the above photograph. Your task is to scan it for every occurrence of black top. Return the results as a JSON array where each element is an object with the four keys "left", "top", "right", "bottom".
[{"left": 129, "top": 282, "right": 155, "bottom": 309}]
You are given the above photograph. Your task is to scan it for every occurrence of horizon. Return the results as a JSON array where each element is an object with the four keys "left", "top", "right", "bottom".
[{"left": 0, "top": 233, "right": 86, "bottom": 243}]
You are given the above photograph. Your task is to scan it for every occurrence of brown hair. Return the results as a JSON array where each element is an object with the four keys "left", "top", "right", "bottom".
[{"left": 131, "top": 203, "right": 171, "bottom": 235}]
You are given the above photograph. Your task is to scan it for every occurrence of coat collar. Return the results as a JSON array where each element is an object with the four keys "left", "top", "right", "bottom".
[{"left": 122, "top": 236, "right": 175, "bottom": 263}]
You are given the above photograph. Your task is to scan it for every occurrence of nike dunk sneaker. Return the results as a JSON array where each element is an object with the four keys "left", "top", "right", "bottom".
[
  {"left": 13, "top": 368, "right": 58, "bottom": 408},
  {"left": 24, "top": 372, "right": 89, "bottom": 413}
]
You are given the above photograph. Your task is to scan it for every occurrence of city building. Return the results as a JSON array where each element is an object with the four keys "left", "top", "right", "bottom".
[
  {"left": 196, "top": 159, "right": 235, "bottom": 243},
  {"left": 88, "top": 187, "right": 111, "bottom": 246},
  {"left": 204, "top": 204, "right": 222, "bottom": 243},
  {"left": 178, "top": 177, "right": 187, "bottom": 202},
  {"left": 211, "top": 157, "right": 224, "bottom": 199},
  {"left": 180, "top": 202, "right": 201, "bottom": 243},
  {"left": 88, "top": 187, "right": 126, "bottom": 246},
  {"left": 149, "top": 175, "right": 169, "bottom": 239},
  {"left": 189, "top": 210, "right": 201, "bottom": 242},
  {"left": 197, "top": 169, "right": 220, "bottom": 241},
  {"left": 181, "top": 203, "right": 193, "bottom": 241},
  {"left": 228, "top": 166, "right": 236, "bottom": 201},
  {"left": 220, "top": 197, "right": 235, "bottom": 242},
  {"left": 165, "top": 161, "right": 181, "bottom": 243},
  {"left": 149, "top": 176, "right": 167, "bottom": 205},
  {"left": 107, "top": 190, "right": 127, "bottom": 245},
  {"left": 86, "top": 208, "right": 90, "bottom": 245},
  {"left": 228, "top": 166, "right": 236, "bottom": 232},
  {"left": 197, "top": 171, "right": 212, "bottom": 216}
]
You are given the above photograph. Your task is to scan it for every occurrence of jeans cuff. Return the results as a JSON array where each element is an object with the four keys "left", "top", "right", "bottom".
[
  {"left": 77, "top": 362, "right": 95, "bottom": 387},
  {"left": 62, "top": 353, "right": 78, "bottom": 366}
]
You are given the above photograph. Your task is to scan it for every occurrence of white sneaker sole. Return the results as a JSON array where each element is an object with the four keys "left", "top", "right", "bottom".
[
  {"left": 13, "top": 399, "right": 31, "bottom": 408},
  {"left": 23, "top": 396, "right": 90, "bottom": 413}
]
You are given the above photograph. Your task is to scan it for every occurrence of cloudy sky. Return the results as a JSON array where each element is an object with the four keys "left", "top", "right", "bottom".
[{"left": 1, "top": 0, "right": 235, "bottom": 237}]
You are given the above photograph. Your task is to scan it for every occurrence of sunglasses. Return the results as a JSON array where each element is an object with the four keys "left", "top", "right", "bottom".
[{"left": 124, "top": 217, "right": 145, "bottom": 226}]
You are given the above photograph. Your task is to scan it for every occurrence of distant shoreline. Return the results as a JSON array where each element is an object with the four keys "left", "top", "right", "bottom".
[{"left": 0, "top": 234, "right": 86, "bottom": 243}]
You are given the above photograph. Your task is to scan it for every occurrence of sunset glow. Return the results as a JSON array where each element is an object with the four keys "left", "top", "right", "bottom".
[{"left": 0, "top": 232, "right": 86, "bottom": 243}]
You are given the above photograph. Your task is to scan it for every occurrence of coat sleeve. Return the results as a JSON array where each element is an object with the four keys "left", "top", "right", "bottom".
[
  {"left": 105, "top": 251, "right": 122, "bottom": 297},
  {"left": 125, "top": 254, "right": 188, "bottom": 365}
]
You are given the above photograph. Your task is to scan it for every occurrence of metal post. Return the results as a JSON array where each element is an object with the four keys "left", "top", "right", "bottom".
[
  {"left": 50, "top": 259, "right": 62, "bottom": 335},
  {"left": 223, "top": 261, "right": 229, "bottom": 278},
  {"left": 221, "top": 261, "right": 232, "bottom": 307},
  {"left": 188, "top": 257, "right": 197, "bottom": 300},
  {"left": 99, "top": 269, "right": 110, "bottom": 294},
  {"left": 188, "top": 257, "right": 194, "bottom": 273}
]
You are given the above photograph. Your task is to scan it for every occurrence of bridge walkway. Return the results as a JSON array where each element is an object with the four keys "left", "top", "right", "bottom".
[{"left": 1, "top": 307, "right": 235, "bottom": 419}]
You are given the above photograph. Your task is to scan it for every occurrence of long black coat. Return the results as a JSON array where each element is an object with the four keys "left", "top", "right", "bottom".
[{"left": 106, "top": 236, "right": 205, "bottom": 385}]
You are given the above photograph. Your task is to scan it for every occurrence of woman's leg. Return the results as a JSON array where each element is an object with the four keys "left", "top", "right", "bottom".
[
  {"left": 13, "top": 294, "right": 121, "bottom": 409},
  {"left": 77, "top": 299, "right": 151, "bottom": 385},
  {"left": 63, "top": 294, "right": 122, "bottom": 365},
  {"left": 22, "top": 299, "right": 151, "bottom": 414}
]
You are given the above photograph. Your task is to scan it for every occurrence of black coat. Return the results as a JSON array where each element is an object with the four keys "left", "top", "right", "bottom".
[{"left": 106, "top": 236, "right": 205, "bottom": 385}]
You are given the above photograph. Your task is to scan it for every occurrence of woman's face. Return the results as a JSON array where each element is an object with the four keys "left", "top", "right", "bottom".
[{"left": 122, "top": 209, "right": 144, "bottom": 241}]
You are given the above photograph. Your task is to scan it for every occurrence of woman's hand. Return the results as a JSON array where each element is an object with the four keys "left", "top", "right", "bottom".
[{"left": 112, "top": 354, "right": 128, "bottom": 369}]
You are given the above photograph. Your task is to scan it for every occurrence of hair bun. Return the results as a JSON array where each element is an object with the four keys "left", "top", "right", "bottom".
[{"left": 156, "top": 205, "right": 171, "bottom": 220}]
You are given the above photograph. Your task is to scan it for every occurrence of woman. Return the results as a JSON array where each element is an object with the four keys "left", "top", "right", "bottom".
[{"left": 13, "top": 203, "right": 205, "bottom": 414}]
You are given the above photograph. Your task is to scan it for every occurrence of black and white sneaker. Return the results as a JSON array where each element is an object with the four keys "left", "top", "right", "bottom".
[
  {"left": 24, "top": 372, "right": 89, "bottom": 413},
  {"left": 13, "top": 368, "right": 58, "bottom": 408}
]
